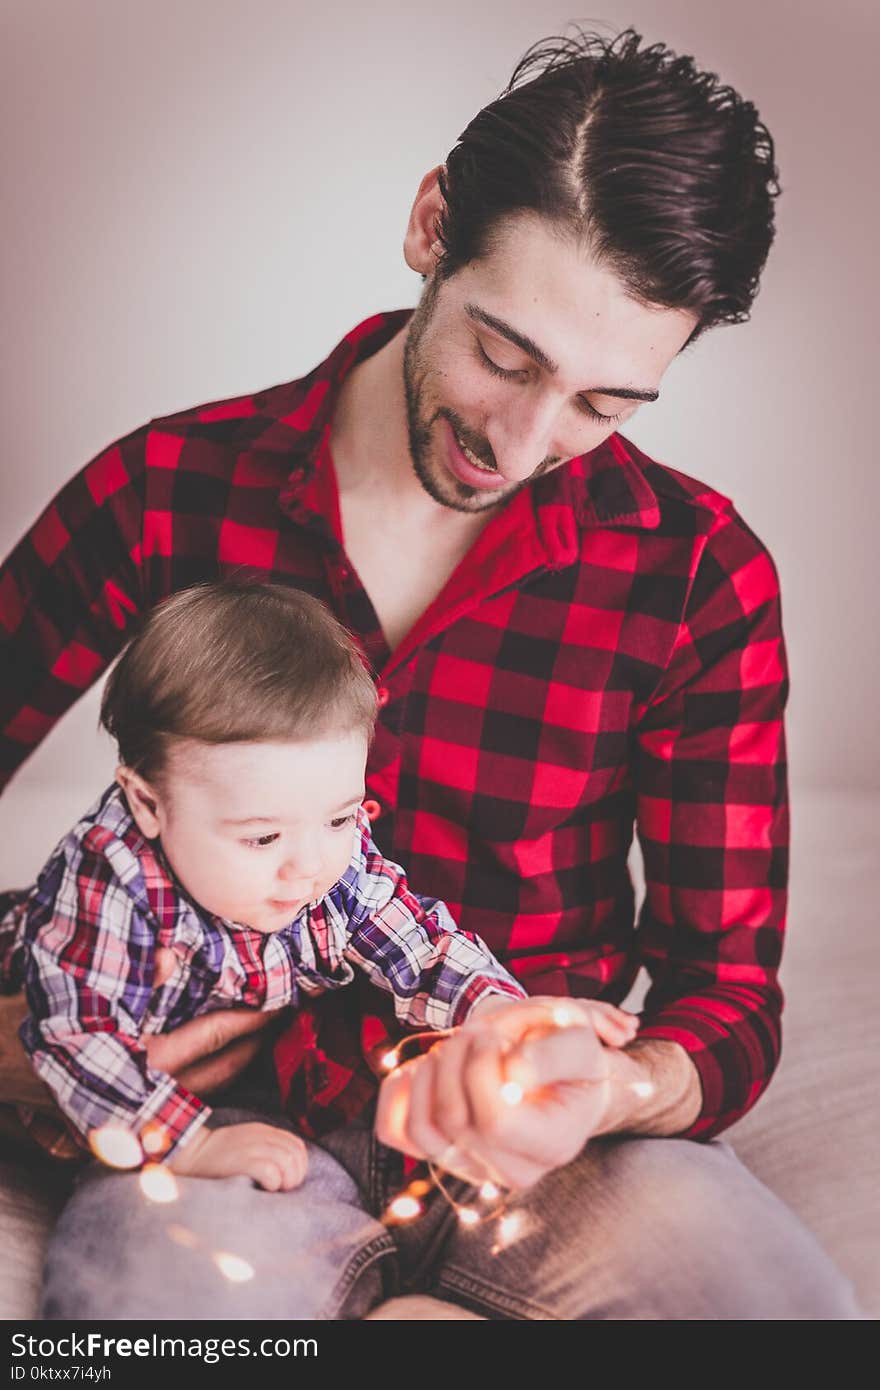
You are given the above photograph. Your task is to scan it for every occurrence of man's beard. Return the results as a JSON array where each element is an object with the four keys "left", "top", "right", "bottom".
[{"left": 402, "top": 278, "right": 548, "bottom": 515}]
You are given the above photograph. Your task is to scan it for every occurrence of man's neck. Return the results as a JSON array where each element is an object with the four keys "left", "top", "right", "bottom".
[{"left": 329, "top": 325, "right": 490, "bottom": 543}]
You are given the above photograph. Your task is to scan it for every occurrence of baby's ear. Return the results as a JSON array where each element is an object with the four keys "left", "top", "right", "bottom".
[{"left": 115, "top": 765, "right": 162, "bottom": 839}]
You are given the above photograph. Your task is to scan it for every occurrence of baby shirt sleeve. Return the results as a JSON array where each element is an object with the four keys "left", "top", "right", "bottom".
[
  {"left": 332, "top": 808, "right": 525, "bottom": 1031},
  {"left": 20, "top": 822, "right": 211, "bottom": 1161}
]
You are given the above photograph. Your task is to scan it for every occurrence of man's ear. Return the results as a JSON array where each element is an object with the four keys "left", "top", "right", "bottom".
[
  {"left": 115, "top": 765, "right": 162, "bottom": 839},
  {"left": 403, "top": 165, "right": 446, "bottom": 276}
]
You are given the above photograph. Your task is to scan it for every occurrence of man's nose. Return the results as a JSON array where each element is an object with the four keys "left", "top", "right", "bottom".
[{"left": 486, "top": 394, "right": 561, "bottom": 483}]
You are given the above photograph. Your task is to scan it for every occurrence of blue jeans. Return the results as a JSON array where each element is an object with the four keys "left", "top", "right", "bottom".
[{"left": 42, "top": 1105, "right": 865, "bottom": 1319}]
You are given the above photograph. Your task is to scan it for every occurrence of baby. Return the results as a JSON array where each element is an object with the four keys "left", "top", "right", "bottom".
[
  {"left": 4, "top": 578, "right": 538, "bottom": 1188},
  {"left": 3, "top": 577, "right": 637, "bottom": 1189}
]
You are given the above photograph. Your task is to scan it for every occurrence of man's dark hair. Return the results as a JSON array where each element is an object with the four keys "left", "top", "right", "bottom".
[
  {"left": 100, "top": 576, "right": 378, "bottom": 785},
  {"left": 435, "top": 28, "right": 781, "bottom": 343}
]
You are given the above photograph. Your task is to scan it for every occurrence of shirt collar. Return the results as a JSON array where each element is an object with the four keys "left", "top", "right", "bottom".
[{"left": 261, "top": 310, "right": 660, "bottom": 539}]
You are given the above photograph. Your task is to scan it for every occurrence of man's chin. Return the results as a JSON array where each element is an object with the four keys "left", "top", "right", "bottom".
[{"left": 411, "top": 454, "right": 518, "bottom": 514}]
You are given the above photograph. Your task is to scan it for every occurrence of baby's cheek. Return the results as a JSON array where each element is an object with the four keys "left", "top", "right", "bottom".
[{"left": 326, "top": 842, "right": 354, "bottom": 892}]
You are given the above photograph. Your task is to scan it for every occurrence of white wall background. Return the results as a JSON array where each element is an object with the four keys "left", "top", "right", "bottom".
[{"left": 2, "top": 0, "right": 878, "bottom": 876}]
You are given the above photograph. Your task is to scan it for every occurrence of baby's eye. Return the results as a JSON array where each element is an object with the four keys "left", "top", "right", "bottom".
[
  {"left": 329, "top": 813, "right": 356, "bottom": 830},
  {"left": 241, "top": 833, "right": 280, "bottom": 849}
]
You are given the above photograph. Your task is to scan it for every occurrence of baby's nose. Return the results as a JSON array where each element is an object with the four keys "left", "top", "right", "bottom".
[{"left": 277, "top": 850, "right": 320, "bottom": 883}]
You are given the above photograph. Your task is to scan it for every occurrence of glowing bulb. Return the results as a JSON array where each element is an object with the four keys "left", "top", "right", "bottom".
[
  {"left": 139, "top": 1163, "right": 179, "bottom": 1204},
  {"left": 380, "top": 1049, "right": 399, "bottom": 1071},
  {"left": 500, "top": 1081, "right": 523, "bottom": 1106},
  {"left": 213, "top": 1252, "right": 255, "bottom": 1283},
  {"left": 89, "top": 1126, "right": 142, "bottom": 1170},
  {"left": 141, "top": 1122, "right": 171, "bottom": 1157},
  {"left": 480, "top": 1181, "right": 500, "bottom": 1202},
  {"left": 167, "top": 1224, "right": 199, "bottom": 1249},
  {"left": 457, "top": 1206, "right": 480, "bottom": 1227},
  {"left": 387, "top": 1195, "right": 422, "bottom": 1222},
  {"left": 497, "top": 1212, "right": 523, "bottom": 1247}
]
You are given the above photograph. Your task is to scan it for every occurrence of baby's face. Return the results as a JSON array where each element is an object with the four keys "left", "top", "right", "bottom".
[{"left": 128, "top": 733, "right": 368, "bottom": 933}]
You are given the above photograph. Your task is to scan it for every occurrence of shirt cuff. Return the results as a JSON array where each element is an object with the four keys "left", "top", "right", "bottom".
[
  {"left": 451, "top": 976, "right": 527, "bottom": 1028},
  {"left": 636, "top": 993, "right": 781, "bottom": 1141},
  {"left": 125, "top": 1073, "right": 213, "bottom": 1161}
]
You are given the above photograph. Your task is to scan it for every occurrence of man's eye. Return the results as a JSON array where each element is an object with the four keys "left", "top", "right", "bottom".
[
  {"left": 476, "top": 341, "right": 524, "bottom": 380},
  {"left": 329, "top": 814, "right": 356, "bottom": 830},
  {"left": 242, "top": 833, "right": 279, "bottom": 849},
  {"left": 577, "top": 397, "right": 624, "bottom": 424}
]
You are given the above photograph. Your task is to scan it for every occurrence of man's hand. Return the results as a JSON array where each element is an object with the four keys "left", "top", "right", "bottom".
[
  {"left": 142, "top": 1009, "right": 275, "bottom": 1098},
  {"left": 169, "top": 1121, "right": 308, "bottom": 1190},
  {"left": 142, "top": 944, "right": 276, "bottom": 1099},
  {"left": 0, "top": 947, "right": 276, "bottom": 1119},
  {"left": 375, "top": 996, "right": 638, "bottom": 1190}
]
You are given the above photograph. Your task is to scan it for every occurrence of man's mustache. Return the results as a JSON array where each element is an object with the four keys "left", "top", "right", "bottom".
[{"left": 438, "top": 408, "right": 561, "bottom": 478}]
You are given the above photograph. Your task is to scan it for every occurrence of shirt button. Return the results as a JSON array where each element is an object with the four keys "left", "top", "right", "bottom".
[
  {"left": 376, "top": 686, "right": 390, "bottom": 708},
  {"left": 363, "top": 799, "right": 382, "bottom": 822}
]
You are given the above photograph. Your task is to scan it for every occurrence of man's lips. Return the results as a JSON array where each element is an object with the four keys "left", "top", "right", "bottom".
[{"left": 443, "top": 419, "right": 509, "bottom": 491}]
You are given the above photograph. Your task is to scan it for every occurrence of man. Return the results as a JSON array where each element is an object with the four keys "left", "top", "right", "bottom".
[{"left": 0, "top": 29, "right": 863, "bottom": 1317}]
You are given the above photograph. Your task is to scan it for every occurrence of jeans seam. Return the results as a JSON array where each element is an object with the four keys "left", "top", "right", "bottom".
[
  {"left": 319, "top": 1232, "right": 396, "bottom": 1320},
  {"left": 436, "top": 1264, "right": 562, "bottom": 1321}
]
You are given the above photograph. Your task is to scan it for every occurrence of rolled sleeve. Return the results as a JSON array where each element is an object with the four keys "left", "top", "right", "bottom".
[{"left": 633, "top": 511, "right": 789, "bottom": 1140}]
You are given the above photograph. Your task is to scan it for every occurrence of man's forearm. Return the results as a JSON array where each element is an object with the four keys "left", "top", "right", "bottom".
[{"left": 594, "top": 1037, "right": 703, "bottom": 1138}]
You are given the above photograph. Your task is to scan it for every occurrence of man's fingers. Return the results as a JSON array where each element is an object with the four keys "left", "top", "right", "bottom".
[
  {"left": 460, "top": 1027, "right": 508, "bottom": 1136},
  {"left": 431, "top": 1028, "right": 476, "bottom": 1138},
  {"left": 171, "top": 1033, "right": 265, "bottom": 1098},
  {"left": 506, "top": 1020, "right": 609, "bottom": 1094},
  {"left": 395, "top": 1054, "right": 449, "bottom": 1159},
  {"left": 152, "top": 946, "right": 178, "bottom": 990},
  {"left": 144, "top": 1007, "right": 273, "bottom": 1078}
]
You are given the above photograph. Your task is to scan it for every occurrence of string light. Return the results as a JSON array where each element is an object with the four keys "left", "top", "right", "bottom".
[
  {"left": 140, "top": 1122, "right": 172, "bottom": 1158},
  {"left": 139, "top": 1163, "right": 179, "bottom": 1204},
  {"left": 494, "top": 1211, "right": 525, "bottom": 1251},
  {"left": 213, "top": 1252, "right": 255, "bottom": 1283},
  {"left": 385, "top": 1193, "right": 423, "bottom": 1223},
  {"left": 380, "top": 1008, "right": 646, "bottom": 1236},
  {"left": 167, "top": 1224, "right": 200, "bottom": 1250},
  {"left": 89, "top": 1126, "right": 143, "bottom": 1170}
]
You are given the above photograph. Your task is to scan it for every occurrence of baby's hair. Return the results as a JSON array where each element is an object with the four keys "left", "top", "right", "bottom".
[{"left": 100, "top": 575, "right": 378, "bottom": 784}]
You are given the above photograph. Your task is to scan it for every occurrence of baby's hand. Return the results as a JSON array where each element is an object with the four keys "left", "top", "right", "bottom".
[
  {"left": 169, "top": 1122, "right": 308, "bottom": 1190},
  {"left": 468, "top": 993, "right": 639, "bottom": 1048},
  {"left": 562, "top": 998, "right": 640, "bottom": 1048}
]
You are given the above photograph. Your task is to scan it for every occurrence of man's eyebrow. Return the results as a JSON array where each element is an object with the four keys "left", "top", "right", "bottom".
[
  {"left": 466, "top": 303, "right": 558, "bottom": 372},
  {"left": 464, "top": 302, "right": 660, "bottom": 403}
]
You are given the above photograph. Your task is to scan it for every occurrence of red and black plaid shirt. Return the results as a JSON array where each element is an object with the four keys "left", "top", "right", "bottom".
[{"left": 1, "top": 310, "right": 789, "bottom": 1141}]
